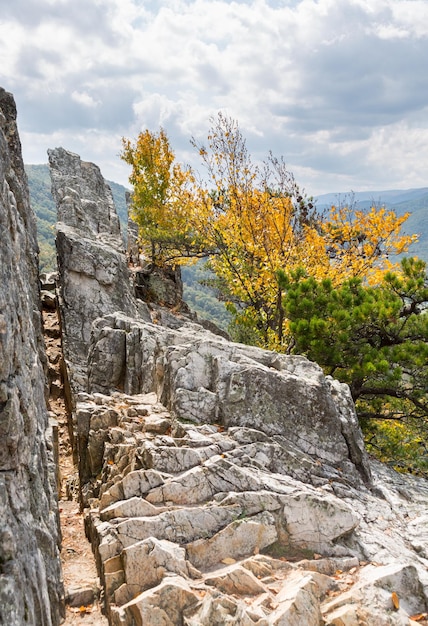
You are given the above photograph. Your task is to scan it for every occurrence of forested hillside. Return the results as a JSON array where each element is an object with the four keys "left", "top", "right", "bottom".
[
  {"left": 26, "top": 164, "right": 57, "bottom": 270},
  {"left": 26, "top": 163, "right": 229, "bottom": 328},
  {"left": 181, "top": 263, "right": 231, "bottom": 330}
]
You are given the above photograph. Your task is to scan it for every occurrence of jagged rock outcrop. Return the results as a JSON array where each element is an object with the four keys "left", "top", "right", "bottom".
[
  {"left": 0, "top": 88, "right": 63, "bottom": 625},
  {"left": 86, "top": 312, "right": 371, "bottom": 489},
  {"left": 48, "top": 147, "right": 145, "bottom": 398},
  {"left": 50, "top": 148, "right": 428, "bottom": 625}
]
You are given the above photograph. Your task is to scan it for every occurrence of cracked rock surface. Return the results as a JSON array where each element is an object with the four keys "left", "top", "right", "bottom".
[
  {"left": 0, "top": 88, "right": 63, "bottom": 626},
  {"left": 79, "top": 392, "right": 428, "bottom": 626}
]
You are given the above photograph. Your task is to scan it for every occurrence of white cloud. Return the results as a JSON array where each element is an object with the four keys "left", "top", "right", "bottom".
[
  {"left": 391, "top": 0, "right": 428, "bottom": 37},
  {"left": 71, "top": 90, "right": 100, "bottom": 108},
  {"left": 1, "top": 0, "right": 428, "bottom": 194}
]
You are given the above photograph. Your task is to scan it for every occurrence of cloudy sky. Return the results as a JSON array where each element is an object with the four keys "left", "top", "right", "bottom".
[{"left": 1, "top": 0, "right": 428, "bottom": 195}]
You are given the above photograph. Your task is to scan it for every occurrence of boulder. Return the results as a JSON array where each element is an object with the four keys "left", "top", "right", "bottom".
[
  {"left": 110, "top": 576, "right": 200, "bottom": 626},
  {"left": 122, "top": 537, "right": 200, "bottom": 592}
]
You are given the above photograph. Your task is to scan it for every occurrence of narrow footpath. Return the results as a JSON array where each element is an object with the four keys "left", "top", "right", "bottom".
[{"left": 42, "top": 292, "right": 108, "bottom": 625}]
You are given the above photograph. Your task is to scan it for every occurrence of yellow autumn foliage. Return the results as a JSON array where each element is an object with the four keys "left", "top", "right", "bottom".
[
  {"left": 122, "top": 129, "right": 206, "bottom": 265},
  {"left": 123, "top": 115, "right": 417, "bottom": 350}
]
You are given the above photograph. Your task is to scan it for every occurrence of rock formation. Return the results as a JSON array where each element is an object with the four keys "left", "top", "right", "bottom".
[
  {"left": 0, "top": 88, "right": 63, "bottom": 625},
  {"left": 48, "top": 147, "right": 143, "bottom": 398},
  {"left": 49, "top": 150, "right": 428, "bottom": 625},
  {"left": 6, "top": 83, "right": 427, "bottom": 626}
]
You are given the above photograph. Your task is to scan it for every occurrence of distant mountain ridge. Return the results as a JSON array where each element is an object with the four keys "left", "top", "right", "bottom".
[
  {"left": 316, "top": 187, "right": 428, "bottom": 206},
  {"left": 316, "top": 187, "right": 428, "bottom": 262}
]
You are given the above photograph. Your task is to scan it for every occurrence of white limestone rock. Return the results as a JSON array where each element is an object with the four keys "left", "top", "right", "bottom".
[
  {"left": 322, "top": 563, "right": 428, "bottom": 626},
  {"left": 110, "top": 576, "right": 200, "bottom": 626},
  {"left": 186, "top": 511, "right": 278, "bottom": 570},
  {"left": 279, "top": 490, "right": 360, "bottom": 552},
  {"left": 122, "top": 468, "right": 168, "bottom": 499},
  {"left": 122, "top": 537, "right": 200, "bottom": 591},
  {"left": 268, "top": 569, "right": 325, "bottom": 626},
  {"left": 100, "top": 496, "right": 167, "bottom": 521},
  {"left": 116, "top": 503, "right": 242, "bottom": 548},
  {"left": 145, "top": 458, "right": 266, "bottom": 505},
  {"left": 204, "top": 564, "right": 266, "bottom": 596}
]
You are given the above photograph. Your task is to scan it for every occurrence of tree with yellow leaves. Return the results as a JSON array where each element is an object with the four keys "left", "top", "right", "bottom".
[
  {"left": 122, "top": 114, "right": 416, "bottom": 350},
  {"left": 121, "top": 128, "right": 209, "bottom": 265},
  {"left": 191, "top": 114, "right": 416, "bottom": 349},
  {"left": 313, "top": 202, "right": 416, "bottom": 285},
  {"left": 191, "top": 113, "right": 320, "bottom": 347}
]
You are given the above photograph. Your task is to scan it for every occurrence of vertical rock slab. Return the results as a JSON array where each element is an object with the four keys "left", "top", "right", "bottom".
[
  {"left": 0, "top": 88, "right": 63, "bottom": 625},
  {"left": 48, "top": 147, "right": 137, "bottom": 395}
]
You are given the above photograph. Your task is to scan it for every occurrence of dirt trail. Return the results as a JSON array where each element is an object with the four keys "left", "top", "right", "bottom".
[{"left": 43, "top": 306, "right": 108, "bottom": 625}]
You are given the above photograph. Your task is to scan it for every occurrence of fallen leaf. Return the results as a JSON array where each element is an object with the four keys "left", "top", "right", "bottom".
[
  {"left": 410, "top": 614, "right": 428, "bottom": 622},
  {"left": 70, "top": 605, "right": 92, "bottom": 614},
  {"left": 391, "top": 591, "right": 400, "bottom": 610}
]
